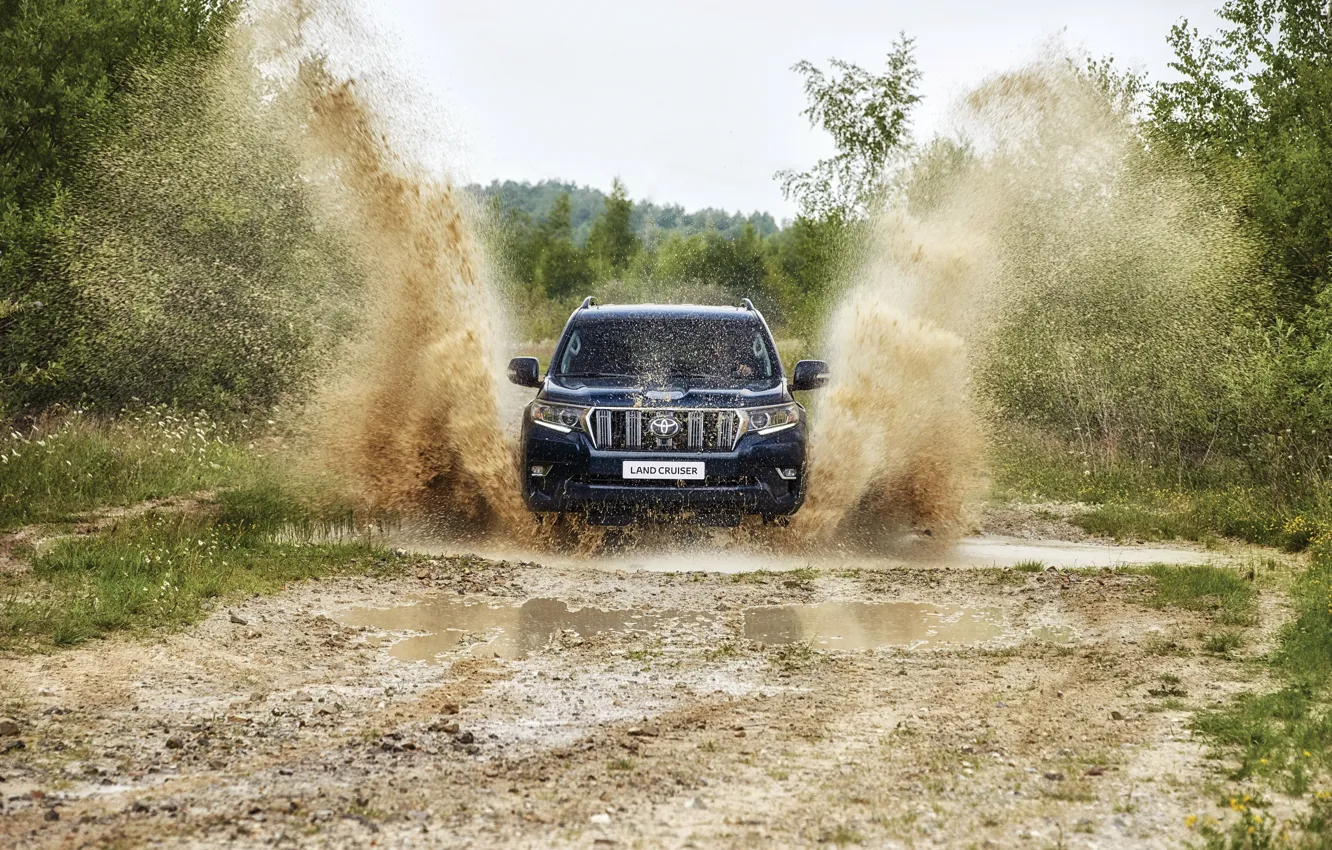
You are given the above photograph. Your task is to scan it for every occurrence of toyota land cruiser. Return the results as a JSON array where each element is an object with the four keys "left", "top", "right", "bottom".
[{"left": 507, "top": 298, "right": 829, "bottom": 526}]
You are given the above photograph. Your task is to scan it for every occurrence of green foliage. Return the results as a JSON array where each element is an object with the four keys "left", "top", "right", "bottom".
[
  {"left": 534, "top": 193, "right": 595, "bottom": 299},
  {"left": 0, "top": 508, "right": 412, "bottom": 649},
  {"left": 0, "top": 0, "right": 239, "bottom": 414},
  {"left": 586, "top": 178, "right": 640, "bottom": 275},
  {"left": 1141, "top": 564, "right": 1258, "bottom": 627},
  {"left": 0, "top": 408, "right": 261, "bottom": 531},
  {"left": 776, "top": 34, "right": 921, "bottom": 221},
  {"left": 1150, "top": 0, "right": 1332, "bottom": 418},
  {"left": 473, "top": 178, "right": 780, "bottom": 244}
]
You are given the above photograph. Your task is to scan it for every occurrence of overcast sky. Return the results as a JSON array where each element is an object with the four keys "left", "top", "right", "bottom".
[{"left": 357, "top": 0, "right": 1223, "bottom": 218}]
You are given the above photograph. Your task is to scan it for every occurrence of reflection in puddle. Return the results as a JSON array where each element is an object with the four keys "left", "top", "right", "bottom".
[
  {"left": 743, "top": 602, "right": 1005, "bottom": 649},
  {"left": 338, "top": 597, "right": 1078, "bottom": 662},
  {"left": 337, "top": 598, "right": 710, "bottom": 662}
]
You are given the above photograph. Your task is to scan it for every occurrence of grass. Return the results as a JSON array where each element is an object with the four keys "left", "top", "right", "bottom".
[
  {"left": 0, "top": 408, "right": 268, "bottom": 531},
  {"left": 997, "top": 436, "right": 1332, "bottom": 841},
  {"left": 1140, "top": 564, "right": 1259, "bottom": 627},
  {"left": 1191, "top": 539, "right": 1332, "bottom": 797},
  {"left": 0, "top": 498, "right": 417, "bottom": 649},
  {"left": 0, "top": 412, "right": 412, "bottom": 649}
]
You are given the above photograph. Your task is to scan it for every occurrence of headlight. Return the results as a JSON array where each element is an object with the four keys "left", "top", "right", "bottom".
[
  {"left": 745, "top": 403, "right": 801, "bottom": 435},
  {"left": 529, "top": 402, "right": 586, "bottom": 433}
]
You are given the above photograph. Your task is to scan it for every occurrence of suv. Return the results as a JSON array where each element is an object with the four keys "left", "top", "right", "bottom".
[{"left": 507, "top": 298, "right": 829, "bottom": 526}]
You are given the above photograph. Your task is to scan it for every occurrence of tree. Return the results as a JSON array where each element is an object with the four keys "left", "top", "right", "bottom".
[
  {"left": 0, "top": 0, "right": 239, "bottom": 413},
  {"left": 535, "top": 193, "right": 594, "bottom": 299},
  {"left": 776, "top": 34, "right": 922, "bottom": 221},
  {"left": 1149, "top": 0, "right": 1332, "bottom": 318},
  {"left": 587, "top": 178, "right": 640, "bottom": 276}
]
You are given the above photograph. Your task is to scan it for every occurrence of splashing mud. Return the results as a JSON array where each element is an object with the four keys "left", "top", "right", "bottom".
[
  {"left": 794, "top": 55, "right": 1258, "bottom": 546},
  {"left": 794, "top": 299, "right": 977, "bottom": 546},
  {"left": 295, "top": 65, "right": 529, "bottom": 539}
]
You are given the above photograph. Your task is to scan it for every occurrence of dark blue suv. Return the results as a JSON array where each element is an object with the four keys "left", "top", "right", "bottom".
[{"left": 507, "top": 298, "right": 829, "bottom": 526}]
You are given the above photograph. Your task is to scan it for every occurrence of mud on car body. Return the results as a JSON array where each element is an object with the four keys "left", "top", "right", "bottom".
[{"left": 507, "top": 298, "right": 829, "bottom": 526}]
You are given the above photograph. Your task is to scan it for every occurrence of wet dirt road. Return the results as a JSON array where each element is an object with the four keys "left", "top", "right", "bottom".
[{"left": 0, "top": 529, "right": 1290, "bottom": 849}]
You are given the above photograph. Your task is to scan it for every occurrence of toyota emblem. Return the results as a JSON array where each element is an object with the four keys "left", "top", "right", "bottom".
[{"left": 648, "top": 415, "right": 680, "bottom": 438}]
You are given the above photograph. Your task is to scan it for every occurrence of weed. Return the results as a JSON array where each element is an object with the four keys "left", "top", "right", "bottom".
[
  {"left": 607, "top": 758, "right": 633, "bottom": 771},
  {"left": 1014, "top": 560, "right": 1046, "bottom": 572},
  {"left": 1205, "top": 631, "right": 1247, "bottom": 656},
  {"left": 1140, "top": 564, "right": 1258, "bottom": 626},
  {"left": 0, "top": 499, "right": 418, "bottom": 649},
  {"left": 771, "top": 641, "right": 818, "bottom": 672},
  {"left": 821, "top": 825, "right": 865, "bottom": 846},
  {"left": 0, "top": 409, "right": 265, "bottom": 531},
  {"left": 1148, "top": 675, "right": 1189, "bottom": 697}
]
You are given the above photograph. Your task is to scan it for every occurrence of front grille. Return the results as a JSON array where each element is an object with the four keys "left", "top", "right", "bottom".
[{"left": 588, "top": 408, "right": 741, "bottom": 452}]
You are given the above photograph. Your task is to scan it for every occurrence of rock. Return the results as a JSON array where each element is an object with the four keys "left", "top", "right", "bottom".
[
  {"left": 229, "top": 612, "right": 248, "bottom": 626},
  {"left": 685, "top": 797, "right": 708, "bottom": 810},
  {"left": 1, "top": 740, "right": 24, "bottom": 753},
  {"left": 44, "top": 808, "right": 59, "bottom": 822},
  {"left": 0, "top": 719, "right": 19, "bottom": 736},
  {"left": 441, "top": 703, "right": 460, "bottom": 715},
  {"left": 1043, "top": 772, "right": 1065, "bottom": 781},
  {"left": 165, "top": 735, "right": 184, "bottom": 750},
  {"left": 456, "top": 731, "right": 475, "bottom": 745},
  {"left": 589, "top": 813, "right": 611, "bottom": 825},
  {"left": 627, "top": 725, "right": 660, "bottom": 738},
  {"left": 1110, "top": 711, "right": 1125, "bottom": 721}
]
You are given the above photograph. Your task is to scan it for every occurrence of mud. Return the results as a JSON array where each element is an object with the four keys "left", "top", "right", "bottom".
[{"left": 0, "top": 531, "right": 1288, "bottom": 848}]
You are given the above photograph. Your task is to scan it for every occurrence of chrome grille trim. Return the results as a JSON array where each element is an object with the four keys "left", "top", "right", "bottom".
[
  {"left": 687, "top": 411, "right": 702, "bottom": 448},
  {"left": 586, "top": 407, "right": 744, "bottom": 451},
  {"left": 626, "top": 410, "right": 642, "bottom": 448}
]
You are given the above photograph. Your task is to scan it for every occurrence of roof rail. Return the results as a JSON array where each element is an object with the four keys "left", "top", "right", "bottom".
[
  {"left": 579, "top": 296, "right": 596, "bottom": 309},
  {"left": 739, "top": 298, "right": 755, "bottom": 311}
]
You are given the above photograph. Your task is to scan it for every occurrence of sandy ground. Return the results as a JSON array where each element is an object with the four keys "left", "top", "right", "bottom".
[{"left": 0, "top": 516, "right": 1294, "bottom": 849}]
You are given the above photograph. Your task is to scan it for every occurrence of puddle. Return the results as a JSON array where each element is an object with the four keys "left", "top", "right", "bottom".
[
  {"left": 338, "top": 597, "right": 1070, "bottom": 661},
  {"left": 337, "top": 597, "right": 712, "bottom": 662},
  {"left": 947, "top": 536, "right": 1216, "bottom": 569},
  {"left": 743, "top": 602, "right": 1006, "bottom": 650}
]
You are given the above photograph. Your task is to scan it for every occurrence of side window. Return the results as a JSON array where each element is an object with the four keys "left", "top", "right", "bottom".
[
  {"left": 752, "top": 333, "right": 772, "bottom": 377},
  {"left": 559, "top": 331, "right": 582, "bottom": 374}
]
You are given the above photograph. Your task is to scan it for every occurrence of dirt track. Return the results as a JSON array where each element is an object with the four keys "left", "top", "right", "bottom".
[{"left": 0, "top": 523, "right": 1292, "bottom": 849}]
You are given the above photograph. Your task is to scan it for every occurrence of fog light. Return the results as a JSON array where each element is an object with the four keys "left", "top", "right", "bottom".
[
  {"left": 776, "top": 467, "right": 798, "bottom": 480},
  {"left": 530, "top": 465, "right": 551, "bottom": 477}
]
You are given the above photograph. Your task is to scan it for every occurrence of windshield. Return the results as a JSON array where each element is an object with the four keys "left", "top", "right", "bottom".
[{"left": 553, "top": 316, "right": 780, "bottom": 387}]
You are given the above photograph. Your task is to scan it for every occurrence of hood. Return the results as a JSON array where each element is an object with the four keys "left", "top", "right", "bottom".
[{"left": 539, "top": 378, "right": 790, "bottom": 409}]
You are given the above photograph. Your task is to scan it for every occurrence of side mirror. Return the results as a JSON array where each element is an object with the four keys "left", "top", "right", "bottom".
[
  {"left": 791, "top": 359, "right": 830, "bottom": 391},
  {"left": 507, "top": 356, "right": 541, "bottom": 388}
]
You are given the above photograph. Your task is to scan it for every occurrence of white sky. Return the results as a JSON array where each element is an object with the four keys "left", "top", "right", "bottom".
[{"left": 357, "top": 0, "right": 1223, "bottom": 218}]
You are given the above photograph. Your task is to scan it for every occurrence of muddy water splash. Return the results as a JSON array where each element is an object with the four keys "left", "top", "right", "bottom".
[
  {"left": 292, "top": 66, "right": 529, "bottom": 538},
  {"left": 795, "top": 56, "right": 1257, "bottom": 546},
  {"left": 795, "top": 300, "right": 977, "bottom": 546}
]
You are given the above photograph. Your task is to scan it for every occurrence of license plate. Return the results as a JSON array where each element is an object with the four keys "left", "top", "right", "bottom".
[{"left": 622, "top": 460, "right": 705, "bottom": 480}]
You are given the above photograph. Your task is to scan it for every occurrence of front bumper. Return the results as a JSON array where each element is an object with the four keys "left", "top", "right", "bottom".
[{"left": 520, "top": 419, "right": 807, "bottom": 520}]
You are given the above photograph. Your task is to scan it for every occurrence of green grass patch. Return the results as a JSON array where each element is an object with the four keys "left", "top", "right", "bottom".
[
  {"left": 0, "top": 409, "right": 267, "bottom": 531},
  {"left": 1192, "top": 541, "right": 1332, "bottom": 799},
  {"left": 1140, "top": 564, "right": 1258, "bottom": 627},
  {"left": 0, "top": 490, "right": 414, "bottom": 650}
]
